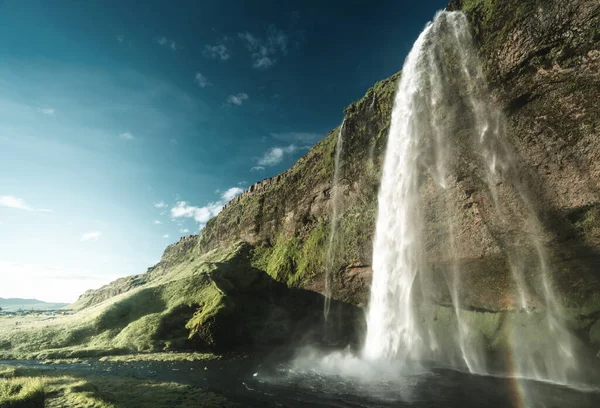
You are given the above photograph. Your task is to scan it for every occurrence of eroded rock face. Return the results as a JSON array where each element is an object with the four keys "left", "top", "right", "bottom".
[
  {"left": 196, "top": 0, "right": 600, "bottom": 316},
  {"left": 74, "top": 0, "right": 600, "bottom": 353}
]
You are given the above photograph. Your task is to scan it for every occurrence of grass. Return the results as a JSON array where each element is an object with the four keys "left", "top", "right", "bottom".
[
  {"left": 0, "top": 244, "right": 251, "bottom": 359},
  {"left": 0, "top": 375, "right": 44, "bottom": 408},
  {"left": 0, "top": 364, "right": 238, "bottom": 408},
  {"left": 0, "top": 240, "right": 327, "bottom": 359},
  {"left": 97, "top": 352, "right": 219, "bottom": 363}
]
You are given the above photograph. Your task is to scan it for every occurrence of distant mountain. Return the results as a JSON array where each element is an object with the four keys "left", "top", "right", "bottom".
[{"left": 0, "top": 298, "right": 68, "bottom": 311}]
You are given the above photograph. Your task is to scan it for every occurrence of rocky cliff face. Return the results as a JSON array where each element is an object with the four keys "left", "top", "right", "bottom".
[
  {"left": 195, "top": 0, "right": 600, "bottom": 308},
  {"left": 74, "top": 0, "right": 600, "bottom": 351},
  {"left": 196, "top": 73, "right": 400, "bottom": 307},
  {"left": 194, "top": 0, "right": 600, "bottom": 324}
]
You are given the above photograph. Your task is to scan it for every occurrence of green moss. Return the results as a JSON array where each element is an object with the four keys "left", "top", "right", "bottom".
[
  {"left": 461, "top": 0, "right": 495, "bottom": 21},
  {"left": 250, "top": 242, "right": 275, "bottom": 271},
  {"left": 266, "top": 236, "right": 301, "bottom": 282},
  {"left": 185, "top": 283, "right": 233, "bottom": 346},
  {"left": 294, "top": 222, "right": 329, "bottom": 286},
  {"left": 572, "top": 205, "right": 599, "bottom": 234}
]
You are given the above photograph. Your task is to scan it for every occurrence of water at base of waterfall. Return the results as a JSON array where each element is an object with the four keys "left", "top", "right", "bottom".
[{"left": 6, "top": 356, "right": 599, "bottom": 408}]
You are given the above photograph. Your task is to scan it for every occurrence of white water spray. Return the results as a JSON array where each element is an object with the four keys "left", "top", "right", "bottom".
[
  {"left": 324, "top": 119, "right": 346, "bottom": 323},
  {"left": 363, "top": 11, "right": 581, "bottom": 384}
]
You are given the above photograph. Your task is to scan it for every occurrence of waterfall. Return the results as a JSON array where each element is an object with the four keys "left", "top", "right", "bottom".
[
  {"left": 363, "top": 11, "right": 581, "bottom": 384},
  {"left": 324, "top": 119, "right": 345, "bottom": 324}
]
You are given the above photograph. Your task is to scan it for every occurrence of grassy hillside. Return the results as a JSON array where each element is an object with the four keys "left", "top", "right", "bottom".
[{"left": 0, "top": 242, "right": 361, "bottom": 360}]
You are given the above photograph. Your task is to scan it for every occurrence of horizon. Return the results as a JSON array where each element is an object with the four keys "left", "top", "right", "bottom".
[{"left": 0, "top": 0, "right": 448, "bottom": 303}]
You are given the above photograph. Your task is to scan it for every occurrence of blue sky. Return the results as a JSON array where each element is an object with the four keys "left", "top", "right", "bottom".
[{"left": 0, "top": 0, "right": 448, "bottom": 302}]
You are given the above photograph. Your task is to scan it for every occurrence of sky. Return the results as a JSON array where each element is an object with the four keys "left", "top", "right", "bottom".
[{"left": 0, "top": 0, "right": 448, "bottom": 303}]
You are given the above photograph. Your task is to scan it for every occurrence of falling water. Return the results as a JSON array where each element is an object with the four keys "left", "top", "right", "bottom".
[
  {"left": 324, "top": 119, "right": 345, "bottom": 323},
  {"left": 363, "top": 11, "right": 582, "bottom": 385}
]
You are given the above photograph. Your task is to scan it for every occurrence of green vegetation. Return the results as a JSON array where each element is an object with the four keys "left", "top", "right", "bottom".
[
  {"left": 0, "top": 364, "right": 237, "bottom": 408},
  {"left": 0, "top": 374, "right": 44, "bottom": 408},
  {"left": 249, "top": 222, "right": 329, "bottom": 288},
  {"left": 266, "top": 236, "right": 301, "bottom": 283},
  {"left": 571, "top": 204, "right": 600, "bottom": 235},
  {"left": 460, "top": 0, "right": 495, "bottom": 23},
  {"left": 0, "top": 245, "right": 243, "bottom": 358},
  {"left": 97, "top": 352, "right": 218, "bottom": 363},
  {"left": 0, "top": 240, "right": 335, "bottom": 360},
  {"left": 295, "top": 222, "right": 329, "bottom": 286}
]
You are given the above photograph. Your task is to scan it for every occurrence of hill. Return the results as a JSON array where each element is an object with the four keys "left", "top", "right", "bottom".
[{"left": 0, "top": 298, "right": 68, "bottom": 312}]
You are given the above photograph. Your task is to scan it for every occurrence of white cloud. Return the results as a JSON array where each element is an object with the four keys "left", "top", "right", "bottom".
[
  {"left": 226, "top": 93, "right": 249, "bottom": 106},
  {"left": 81, "top": 231, "right": 101, "bottom": 242},
  {"left": 119, "top": 132, "right": 134, "bottom": 140},
  {"left": 162, "top": 234, "right": 169, "bottom": 238},
  {"left": 221, "top": 187, "right": 243, "bottom": 202},
  {"left": 179, "top": 228, "right": 190, "bottom": 234},
  {"left": 0, "top": 195, "right": 33, "bottom": 210},
  {"left": 154, "top": 201, "right": 167, "bottom": 208},
  {"left": 238, "top": 26, "right": 288, "bottom": 69},
  {"left": 203, "top": 44, "right": 230, "bottom": 60},
  {"left": 153, "top": 220, "right": 163, "bottom": 225},
  {"left": 271, "top": 131, "right": 321, "bottom": 144},
  {"left": 0, "top": 195, "right": 52, "bottom": 212},
  {"left": 157, "top": 36, "right": 168, "bottom": 46},
  {"left": 170, "top": 186, "right": 244, "bottom": 226},
  {"left": 250, "top": 166, "right": 265, "bottom": 172},
  {"left": 194, "top": 72, "right": 211, "bottom": 88},
  {"left": 117, "top": 34, "right": 125, "bottom": 43},
  {"left": 37, "top": 107, "right": 55, "bottom": 115},
  {"left": 257, "top": 144, "right": 303, "bottom": 166},
  {"left": 171, "top": 201, "right": 222, "bottom": 223}
]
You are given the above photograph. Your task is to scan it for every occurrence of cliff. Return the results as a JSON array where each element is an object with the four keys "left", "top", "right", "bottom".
[
  {"left": 53, "top": 0, "right": 600, "bottom": 356},
  {"left": 192, "top": 0, "right": 600, "bottom": 310}
]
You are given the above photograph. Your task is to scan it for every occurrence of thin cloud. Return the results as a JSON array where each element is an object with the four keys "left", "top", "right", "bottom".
[
  {"left": 119, "top": 132, "right": 134, "bottom": 140},
  {"left": 238, "top": 26, "right": 288, "bottom": 69},
  {"left": 250, "top": 166, "right": 265, "bottom": 172},
  {"left": 179, "top": 228, "right": 190, "bottom": 234},
  {"left": 226, "top": 93, "right": 249, "bottom": 106},
  {"left": 81, "top": 231, "right": 101, "bottom": 242},
  {"left": 154, "top": 201, "right": 167, "bottom": 208},
  {"left": 194, "top": 72, "right": 211, "bottom": 88},
  {"left": 153, "top": 220, "right": 163, "bottom": 225},
  {"left": 0, "top": 195, "right": 52, "bottom": 212},
  {"left": 155, "top": 36, "right": 179, "bottom": 51},
  {"left": 203, "top": 44, "right": 230, "bottom": 60},
  {"left": 37, "top": 107, "right": 55, "bottom": 115},
  {"left": 117, "top": 34, "right": 125, "bottom": 43},
  {"left": 162, "top": 234, "right": 169, "bottom": 238},
  {"left": 257, "top": 144, "right": 305, "bottom": 166}
]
